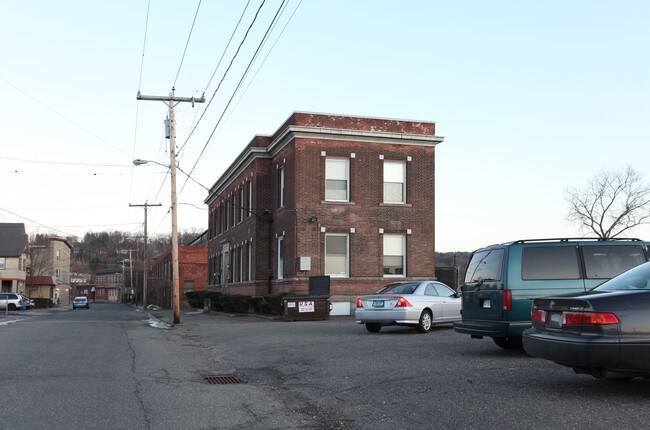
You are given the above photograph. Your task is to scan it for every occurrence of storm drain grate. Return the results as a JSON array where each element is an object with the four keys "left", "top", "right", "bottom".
[{"left": 203, "top": 375, "right": 242, "bottom": 385}]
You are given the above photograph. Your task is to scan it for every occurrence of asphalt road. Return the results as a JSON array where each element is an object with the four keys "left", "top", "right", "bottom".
[{"left": 2, "top": 304, "right": 650, "bottom": 429}]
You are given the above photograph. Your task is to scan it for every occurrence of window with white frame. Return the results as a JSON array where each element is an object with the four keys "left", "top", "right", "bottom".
[
  {"left": 384, "top": 160, "right": 406, "bottom": 204},
  {"left": 325, "top": 158, "right": 349, "bottom": 201},
  {"left": 383, "top": 234, "right": 406, "bottom": 276},
  {"left": 277, "top": 236, "right": 284, "bottom": 280},
  {"left": 240, "top": 187, "right": 245, "bottom": 221},
  {"left": 247, "top": 242, "right": 252, "bottom": 281},
  {"left": 279, "top": 165, "right": 285, "bottom": 208},
  {"left": 325, "top": 234, "right": 349, "bottom": 277},
  {"left": 248, "top": 180, "right": 253, "bottom": 218},
  {"left": 0, "top": 257, "right": 5, "bottom": 270}
]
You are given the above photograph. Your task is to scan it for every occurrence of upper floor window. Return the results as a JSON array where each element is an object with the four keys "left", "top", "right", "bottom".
[
  {"left": 325, "top": 234, "right": 349, "bottom": 277},
  {"left": 279, "top": 165, "right": 285, "bottom": 208},
  {"left": 383, "top": 234, "right": 406, "bottom": 276},
  {"left": 248, "top": 180, "right": 253, "bottom": 218},
  {"left": 240, "top": 187, "right": 245, "bottom": 221},
  {"left": 325, "top": 158, "right": 349, "bottom": 202},
  {"left": 0, "top": 257, "right": 6, "bottom": 270},
  {"left": 384, "top": 160, "right": 406, "bottom": 204}
]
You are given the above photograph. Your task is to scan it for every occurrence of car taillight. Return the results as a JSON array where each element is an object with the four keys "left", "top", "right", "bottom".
[
  {"left": 355, "top": 298, "right": 363, "bottom": 308},
  {"left": 395, "top": 297, "right": 412, "bottom": 307},
  {"left": 563, "top": 311, "right": 619, "bottom": 325},
  {"left": 531, "top": 309, "right": 547, "bottom": 323},
  {"left": 502, "top": 290, "right": 512, "bottom": 311}
]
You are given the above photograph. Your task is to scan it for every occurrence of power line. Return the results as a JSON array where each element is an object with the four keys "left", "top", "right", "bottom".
[
  {"left": 173, "top": 0, "right": 203, "bottom": 88},
  {"left": 0, "top": 75, "right": 130, "bottom": 157},
  {"left": 0, "top": 207, "right": 75, "bottom": 237},
  {"left": 227, "top": 0, "right": 302, "bottom": 120},
  {"left": 178, "top": 0, "right": 264, "bottom": 156},
  {"left": 0, "top": 155, "right": 131, "bottom": 168},
  {"left": 180, "top": 0, "right": 288, "bottom": 195}
]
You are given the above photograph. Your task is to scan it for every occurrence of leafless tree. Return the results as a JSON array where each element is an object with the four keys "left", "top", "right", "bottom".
[{"left": 566, "top": 166, "right": 650, "bottom": 239}]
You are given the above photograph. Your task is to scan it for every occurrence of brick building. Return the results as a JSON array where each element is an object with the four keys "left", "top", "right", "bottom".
[
  {"left": 205, "top": 112, "right": 444, "bottom": 298},
  {"left": 149, "top": 245, "right": 208, "bottom": 307}
]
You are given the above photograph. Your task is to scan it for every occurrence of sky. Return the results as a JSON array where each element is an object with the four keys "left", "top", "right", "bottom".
[{"left": 1, "top": 0, "right": 649, "bottom": 252}]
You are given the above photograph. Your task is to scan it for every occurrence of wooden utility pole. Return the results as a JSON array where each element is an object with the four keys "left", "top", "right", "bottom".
[
  {"left": 136, "top": 89, "right": 205, "bottom": 324},
  {"left": 130, "top": 202, "right": 162, "bottom": 309}
]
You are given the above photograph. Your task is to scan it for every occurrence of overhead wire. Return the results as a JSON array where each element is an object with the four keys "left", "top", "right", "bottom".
[
  {"left": 227, "top": 0, "right": 302, "bottom": 121},
  {"left": 0, "top": 75, "right": 130, "bottom": 158},
  {"left": 177, "top": 0, "right": 260, "bottom": 156},
  {"left": 179, "top": 0, "right": 288, "bottom": 196},
  {"left": 173, "top": 0, "right": 203, "bottom": 88}
]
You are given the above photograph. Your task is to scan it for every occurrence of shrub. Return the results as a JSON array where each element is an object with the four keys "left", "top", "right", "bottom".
[
  {"left": 244, "top": 296, "right": 264, "bottom": 313},
  {"left": 262, "top": 293, "right": 286, "bottom": 314}
]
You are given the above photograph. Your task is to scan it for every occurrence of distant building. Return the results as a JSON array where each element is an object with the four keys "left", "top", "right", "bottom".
[
  {"left": 90, "top": 267, "right": 123, "bottom": 303},
  {"left": 205, "top": 112, "right": 444, "bottom": 298},
  {"left": 149, "top": 245, "right": 208, "bottom": 308},
  {"left": 0, "top": 223, "right": 30, "bottom": 294},
  {"left": 29, "top": 236, "right": 73, "bottom": 304}
]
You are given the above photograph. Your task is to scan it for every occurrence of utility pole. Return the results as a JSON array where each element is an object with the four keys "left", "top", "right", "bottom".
[
  {"left": 137, "top": 88, "right": 205, "bottom": 324},
  {"left": 130, "top": 202, "right": 162, "bottom": 309}
]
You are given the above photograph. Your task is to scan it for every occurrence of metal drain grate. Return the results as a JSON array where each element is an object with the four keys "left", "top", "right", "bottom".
[{"left": 203, "top": 375, "right": 242, "bottom": 385}]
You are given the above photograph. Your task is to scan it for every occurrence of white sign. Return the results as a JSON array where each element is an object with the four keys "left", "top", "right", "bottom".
[
  {"left": 287, "top": 302, "right": 296, "bottom": 308},
  {"left": 299, "top": 301, "right": 315, "bottom": 313}
]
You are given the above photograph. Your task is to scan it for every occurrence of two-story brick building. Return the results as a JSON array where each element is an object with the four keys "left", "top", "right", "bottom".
[
  {"left": 149, "top": 244, "right": 208, "bottom": 308},
  {"left": 205, "top": 112, "right": 444, "bottom": 298}
]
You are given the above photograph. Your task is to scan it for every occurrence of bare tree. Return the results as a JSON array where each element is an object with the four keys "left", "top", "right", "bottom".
[{"left": 566, "top": 166, "right": 650, "bottom": 239}]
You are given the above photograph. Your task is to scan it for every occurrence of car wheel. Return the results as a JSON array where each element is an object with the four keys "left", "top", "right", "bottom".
[
  {"left": 8, "top": 303, "right": 16, "bottom": 311},
  {"left": 365, "top": 323, "right": 382, "bottom": 333},
  {"left": 493, "top": 336, "right": 523, "bottom": 350},
  {"left": 416, "top": 310, "right": 433, "bottom": 333}
]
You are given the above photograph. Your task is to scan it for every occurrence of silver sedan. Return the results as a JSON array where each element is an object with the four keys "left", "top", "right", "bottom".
[{"left": 355, "top": 281, "right": 461, "bottom": 333}]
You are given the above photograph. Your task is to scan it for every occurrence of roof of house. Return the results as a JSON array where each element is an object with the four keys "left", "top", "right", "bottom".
[
  {"left": 27, "top": 276, "right": 56, "bottom": 286},
  {"left": 0, "top": 223, "right": 28, "bottom": 257}
]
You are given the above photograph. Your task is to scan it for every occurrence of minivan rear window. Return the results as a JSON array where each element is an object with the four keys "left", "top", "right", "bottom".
[
  {"left": 522, "top": 246, "right": 580, "bottom": 280},
  {"left": 465, "top": 249, "right": 504, "bottom": 283},
  {"left": 582, "top": 245, "right": 647, "bottom": 279}
]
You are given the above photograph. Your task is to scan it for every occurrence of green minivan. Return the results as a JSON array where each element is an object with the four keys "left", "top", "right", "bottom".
[{"left": 453, "top": 238, "right": 650, "bottom": 349}]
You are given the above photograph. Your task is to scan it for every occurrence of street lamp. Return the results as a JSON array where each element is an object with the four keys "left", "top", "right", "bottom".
[
  {"left": 133, "top": 158, "right": 209, "bottom": 324},
  {"left": 133, "top": 159, "right": 209, "bottom": 191}
]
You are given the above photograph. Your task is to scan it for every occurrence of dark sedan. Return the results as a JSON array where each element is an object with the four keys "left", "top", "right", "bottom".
[{"left": 523, "top": 261, "right": 650, "bottom": 379}]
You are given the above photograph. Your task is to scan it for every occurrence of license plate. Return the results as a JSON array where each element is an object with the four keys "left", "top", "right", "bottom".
[
  {"left": 482, "top": 299, "right": 491, "bottom": 309},
  {"left": 549, "top": 312, "right": 563, "bottom": 328},
  {"left": 372, "top": 300, "right": 385, "bottom": 308}
]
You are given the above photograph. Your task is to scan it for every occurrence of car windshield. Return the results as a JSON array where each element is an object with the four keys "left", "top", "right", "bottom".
[
  {"left": 593, "top": 261, "right": 650, "bottom": 291},
  {"left": 374, "top": 283, "right": 419, "bottom": 295}
]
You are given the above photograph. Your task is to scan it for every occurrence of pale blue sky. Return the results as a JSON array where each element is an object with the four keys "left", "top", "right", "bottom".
[{"left": 1, "top": 1, "right": 648, "bottom": 251}]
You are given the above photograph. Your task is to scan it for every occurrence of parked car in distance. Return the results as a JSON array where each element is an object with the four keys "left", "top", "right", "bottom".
[
  {"left": 355, "top": 281, "right": 461, "bottom": 333},
  {"left": 0, "top": 292, "right": 24, "bottom": 310},
  {"left": 523, "top": 261, "right": 650, "bottom": 380},
  {"left": 454, "top": 238, "right": 650, "bottom": 349},
  {"left": 72, "top": 296, "right": 89, "bottom": 310}
]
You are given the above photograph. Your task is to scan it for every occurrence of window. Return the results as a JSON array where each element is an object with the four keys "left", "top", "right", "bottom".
[
  {"left": 247, "top": 242, "right": 252, "bottom": 281},
  {"left": 248, "top": 180, "right": 253, "bottom": 218},
  {"left": 325, "top": 158, "right": 349, "bottom": 201},
  {"left": 277, "top": 237, "right": 284, "bottom": 280},
  {"left": 0, "top": 257, "right": 5, "bottom": 270},
  {"left": 582, "top": 245, "right": 646, "bottom": 279},
  {"left": 383, "top": 234, "right": 406, "bottom": 276},
  {"left": 384, "top": 160, "right": 406, "bottom": 203},
  {"left": 240, "top": 187, "right": 245, "bottom": 221},
  {"left": 279, "top": 165, "right": 285, "bottom": 208},
  {"left": 465, "top": 249, "right": 505, "bottom": 283},
  {"left": 522, "top": 247, "right": 580, "bottom": 280},
  {"left": 325, "top": 234, "right": 348, "bottom": 277},
  {"left": 183, "top": 281, "right": 194, "bottom": 292}
]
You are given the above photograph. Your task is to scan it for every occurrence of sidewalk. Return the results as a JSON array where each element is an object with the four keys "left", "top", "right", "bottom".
[{"left": 0, "top": 304, "right": 70, "bottom": 323}]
